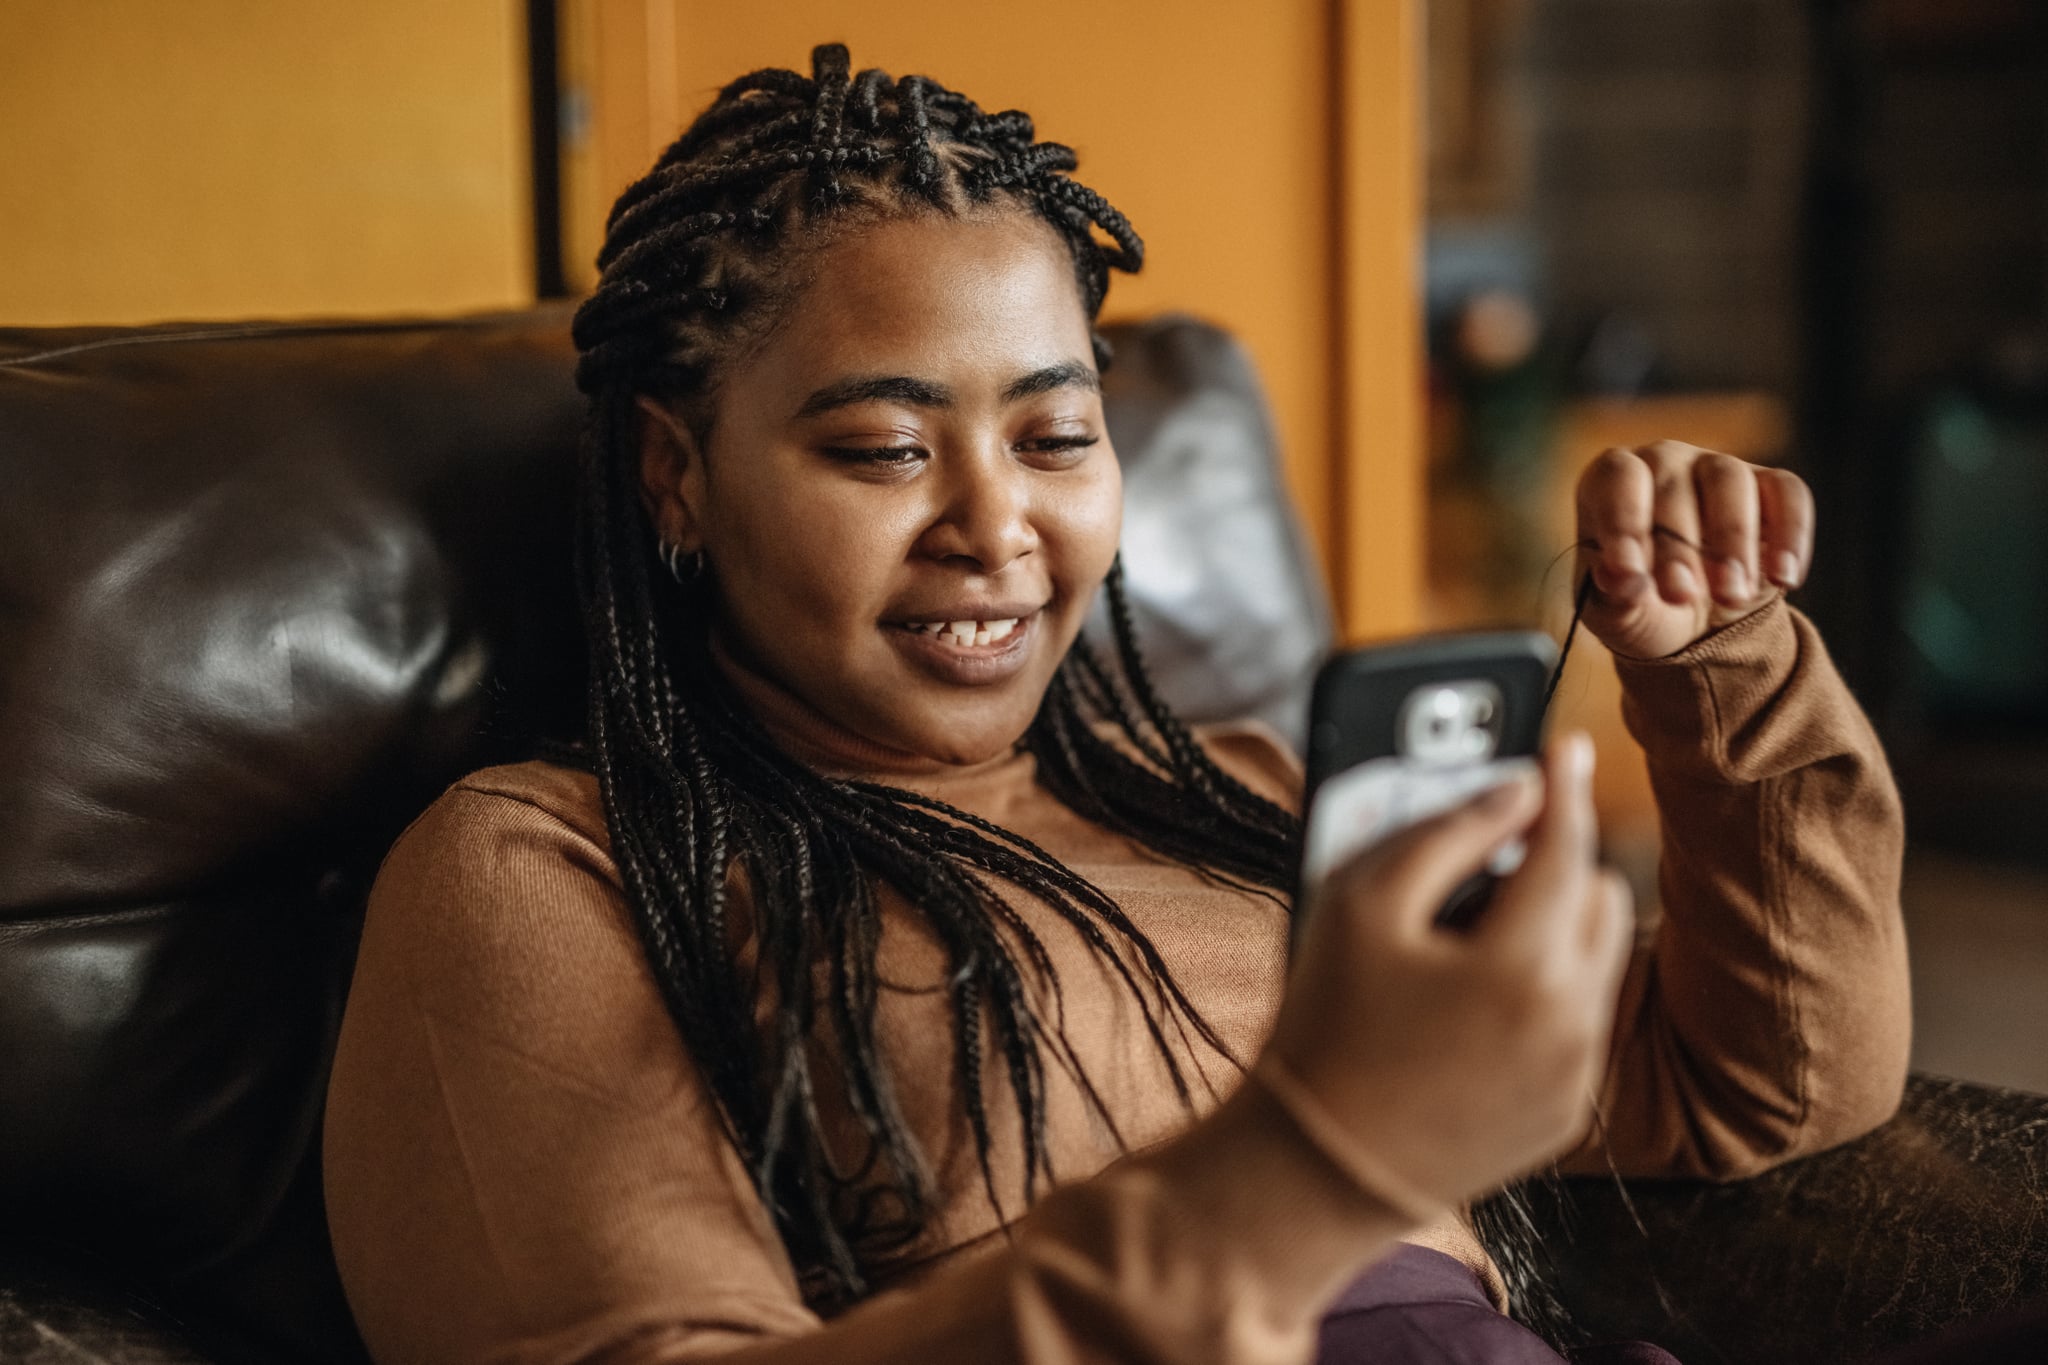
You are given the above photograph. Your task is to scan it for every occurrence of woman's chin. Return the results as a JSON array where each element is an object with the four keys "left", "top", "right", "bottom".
[
  {"left": 894, "top": 715, "right": 1033, "bottom": 766},
  {"left": 867, "top": 681, "right": 1047, "bottom": 765}
]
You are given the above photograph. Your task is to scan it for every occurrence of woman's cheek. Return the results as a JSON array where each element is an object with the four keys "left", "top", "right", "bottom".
[
  {"left": 708, "top": 491, "right": 860, "bottom": 630},
  {"left": 1058, "top": 455, "right": 1124, "bottom": 586}
]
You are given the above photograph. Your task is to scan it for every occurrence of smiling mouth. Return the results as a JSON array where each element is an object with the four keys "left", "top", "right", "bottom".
[
  {"left": 883, "top": 610, "right": 1041, "bottom": 683},
  {"left": 892, "top": 617, "right": 1024, "bottom": 648}
]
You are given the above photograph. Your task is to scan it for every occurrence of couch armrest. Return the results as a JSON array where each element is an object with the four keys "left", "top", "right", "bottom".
[{"left": 1531, "top": 1073, "right": 2048, "bottom": 1363}]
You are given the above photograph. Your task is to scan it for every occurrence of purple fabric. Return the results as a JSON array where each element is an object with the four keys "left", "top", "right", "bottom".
[
  {"left": 1315, "top": 1245, "right": 1681, "bottom": 1365},
  {"left": 1314, "top": 1245, "right": 2048, "bottom": 1363}
]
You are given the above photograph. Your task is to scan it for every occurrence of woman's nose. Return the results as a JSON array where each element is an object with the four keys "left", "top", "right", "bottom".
[{"left": 916, "top": 451, "right": 1038, "bottom": 573}]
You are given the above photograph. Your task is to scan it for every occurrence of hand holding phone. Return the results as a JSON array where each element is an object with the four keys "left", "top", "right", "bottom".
[{"left": 1259, "top": 731, "right": 1635, "bottom": 1217}]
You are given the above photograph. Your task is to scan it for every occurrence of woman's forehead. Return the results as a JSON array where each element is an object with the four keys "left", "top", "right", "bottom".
[{"left": 752, "top": 212, "right": 1096, "bottom": 392}]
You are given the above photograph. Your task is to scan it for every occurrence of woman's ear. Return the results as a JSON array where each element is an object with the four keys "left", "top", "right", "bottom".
[{"left": 636, "top": 395, "right": 707, "bottom": 553}]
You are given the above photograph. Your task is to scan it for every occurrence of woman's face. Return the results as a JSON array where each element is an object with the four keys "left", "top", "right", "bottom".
[{"left": 641, "top": 209, "right": 1121, "bottom": 765}]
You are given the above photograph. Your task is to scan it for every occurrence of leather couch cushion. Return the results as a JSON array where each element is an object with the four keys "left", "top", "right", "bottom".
[
  {"left": 0, "top": 310, "right": 587, "bottom": 1361},
  {"left": 1098, "top": 315, "right": 1332, "bottom": 739}
]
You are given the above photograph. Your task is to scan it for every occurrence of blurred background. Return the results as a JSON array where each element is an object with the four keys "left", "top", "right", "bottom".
[
  {"left": 4, "top": 0, "right": 2045, "bottom": 1089},
  {"left": 1419, "top": 0, "right": 2048, "bottom": 1096}
]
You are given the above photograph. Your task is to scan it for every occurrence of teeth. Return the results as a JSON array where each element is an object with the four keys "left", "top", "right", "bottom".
[{"left": 902, "top": 616, "right": 1025, "bottom": 645}]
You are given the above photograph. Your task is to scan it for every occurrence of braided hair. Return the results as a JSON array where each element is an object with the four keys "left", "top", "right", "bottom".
[
  {"left": 568, "top": 43, "right": 1298, "bottom": 1307},
  {"left": 567, "top": 43, "right": 1567, "bottom": 1334}
]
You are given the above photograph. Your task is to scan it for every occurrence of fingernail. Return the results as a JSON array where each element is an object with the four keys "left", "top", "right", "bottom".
[
  {"left": 1772, "top": 550, "right": 1802, "bottom": 588},
  {"left": 1595, "top": 563, "right": 1648, "bottom": 600},
  {"left": 1717, "top": 559, "right": 1751, "bottom": 602},
  {"left": 1616, "top": 537, "right": 1649, "bottom": 576},
  {"left": 1666, "top": 560, "right": 1699, "bottom": 600}
]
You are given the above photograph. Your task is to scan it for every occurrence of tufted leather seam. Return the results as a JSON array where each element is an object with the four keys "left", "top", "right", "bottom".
[
  {"left": 0, "top": 900, "right": 190, "bottom": 938},
  {"left": 0, "top": 306, "right": 576, "bottom": 370}
]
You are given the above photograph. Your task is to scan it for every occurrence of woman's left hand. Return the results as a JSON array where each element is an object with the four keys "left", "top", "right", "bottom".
[{"left": 1574, "top": 440, "right": 1814, "bottom": 660}]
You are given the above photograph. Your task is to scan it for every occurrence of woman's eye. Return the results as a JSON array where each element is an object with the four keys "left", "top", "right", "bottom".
[
  {"left": 823, "top": 445, "right": 927, "bottom": 466},
  {"left": 1018, "top": 434, "right": 1101, "bottom": 462}
]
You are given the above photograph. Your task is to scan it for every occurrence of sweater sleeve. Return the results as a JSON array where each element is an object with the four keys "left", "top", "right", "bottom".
[
  {"left": 1557, "top": 596, "right": 1912, "bottom": 1179},
  {"left": 324, "top": 768, "right": 1408, "bottom": 1365}
]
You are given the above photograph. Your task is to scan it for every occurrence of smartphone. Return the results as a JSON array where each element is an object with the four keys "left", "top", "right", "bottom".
[{"left": 1299, "top": 632, "right": 1558, "bottom": 930}]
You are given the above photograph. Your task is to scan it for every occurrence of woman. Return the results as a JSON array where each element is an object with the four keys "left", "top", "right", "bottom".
[{"left": 323, "top": 45, "right": 1909, "bottom": 1365}]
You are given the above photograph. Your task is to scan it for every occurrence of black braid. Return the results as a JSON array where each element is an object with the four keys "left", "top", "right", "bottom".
[
  {"left": 566, "top": 42, "right": 1561, "bottom": 1333},
  {"left": 569, "top": 44, "right": 1269, "bottom": 1306}
]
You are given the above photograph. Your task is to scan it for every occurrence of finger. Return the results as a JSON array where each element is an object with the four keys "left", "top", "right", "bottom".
[
  {"left": 1692, "top": 452, "right": 1762, "bottom": 608},
  {"left": 1757, "top": 467, "right": 1815, "bottom": 590},
  {"left": 1326, "top": 771, "right": 1544, "bottom": 938},
  {"left": 1574, "top": 449, "right": 1656, "bottom": 602},
  {"left": 1480, "top": 733, "right": 1596, "bottom": 950},
  {"left": 1641, "top": 442, "right": 1707, "bottom": 605}
]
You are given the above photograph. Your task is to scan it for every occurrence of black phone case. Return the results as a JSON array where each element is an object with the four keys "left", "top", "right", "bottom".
[{"left": 1300, "top": 631, "right": 1558, "bottom": 930}]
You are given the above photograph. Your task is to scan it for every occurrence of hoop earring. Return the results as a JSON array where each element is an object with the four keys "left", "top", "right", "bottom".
[{"left": 657, "top": 540, "right": 705, "bottom": 586}]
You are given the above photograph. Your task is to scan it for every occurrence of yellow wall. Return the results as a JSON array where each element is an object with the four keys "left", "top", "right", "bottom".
[
  {"left": 0, "top": 1, "right": 533, "bottom": 325},
  {"left": 566, "top": 0, "right": 1423, "bottom": 640},
  {"left": 1335, "top": 1, "right": 1425, "bottom": 641},
  {"left": 1, "top": 3, "right": 1421, "bottom": 634}
]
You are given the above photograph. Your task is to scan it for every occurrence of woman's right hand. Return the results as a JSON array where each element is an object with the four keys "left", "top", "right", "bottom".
[{"left": 1259, "top": 732, "right": 1634, "bottom": 1218}]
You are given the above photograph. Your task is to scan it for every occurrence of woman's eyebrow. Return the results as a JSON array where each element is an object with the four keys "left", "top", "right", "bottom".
[
  {"left": 1001, "top": 360, "right": 1100, "bottom": 403},
  {"left": 791, "top": 361, "right": 1098, "bottom": 419},
  {"left": 794, "top": 374, "right": 954, "bottom": 418}
]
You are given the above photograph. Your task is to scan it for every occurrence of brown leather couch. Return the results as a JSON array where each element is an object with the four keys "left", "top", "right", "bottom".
[{"left": 0, "top": 309, "right": 2042, "bottom": 1365}]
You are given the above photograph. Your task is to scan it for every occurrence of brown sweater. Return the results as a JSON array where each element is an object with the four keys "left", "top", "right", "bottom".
[{"left": 323, "top": 598, "right": 1910, "bottom": 1365}]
